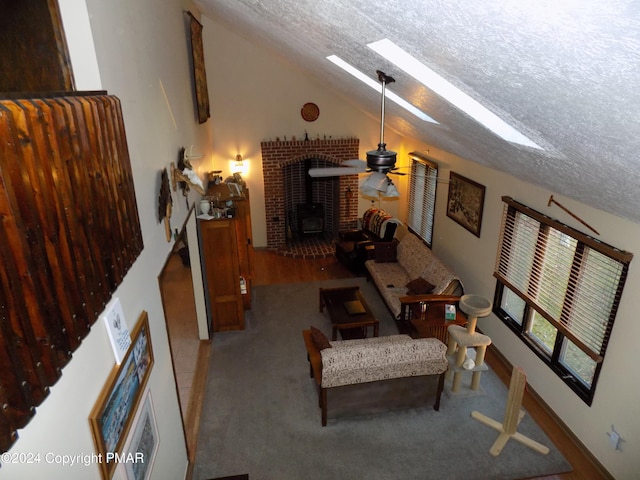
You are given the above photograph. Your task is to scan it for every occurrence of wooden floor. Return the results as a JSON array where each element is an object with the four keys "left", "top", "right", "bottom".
[{"left": 251, "top": 249, "right": 610, "bottom": 480}]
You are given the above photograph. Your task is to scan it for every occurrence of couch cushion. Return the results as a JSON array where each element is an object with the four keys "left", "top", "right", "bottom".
[
  {"left": 374, "top": 239, "right": 398, "bottom": 263},
  {"left": 365, "top": 259, "right": 411, "bottom": 317},
  {"left": 397, "top": 233, "right": 458, "bottom": 295},
  {"left": 405, "top": 277, "right": 435, "bottom": 295},
  {"left": 396, "top": 233, "right": 429, "bottom": 280},
  {"left": 365, "top": 260, "right": 410, "bottom": 293},
  {"left": 310, "top": 326, "right": 331, "bottom": 350}
]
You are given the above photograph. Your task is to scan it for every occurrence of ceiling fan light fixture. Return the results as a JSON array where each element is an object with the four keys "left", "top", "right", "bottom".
[
  {"left": 360, "top": 171, "right": 399, "bottom": 198},
  {"left": 362, "top": 171, "right": 388, "bottom": 191},
  {"left": 384, "top": 180, "right": 400, "bottom": 198}
]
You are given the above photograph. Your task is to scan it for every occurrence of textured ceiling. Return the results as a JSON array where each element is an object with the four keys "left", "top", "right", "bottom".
[{"left": 195, "top": 0, "right": 640, "bottom": 224}]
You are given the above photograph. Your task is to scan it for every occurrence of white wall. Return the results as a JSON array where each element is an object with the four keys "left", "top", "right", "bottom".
[
  {"left": 1, "top": 1, "right": 206, "bottom": 478},
  {"left": 201, "top": 14, "right": 640, "bottom": 479}
]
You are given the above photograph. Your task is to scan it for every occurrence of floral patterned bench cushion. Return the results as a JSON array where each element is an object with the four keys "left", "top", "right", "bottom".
[{"left": 320, "top": 336, "right": 447, "bottom": 388}]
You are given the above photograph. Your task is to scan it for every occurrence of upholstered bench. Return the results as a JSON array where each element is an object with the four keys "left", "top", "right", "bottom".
[{"left": 303, "top": 328, "right": 448, "bottom": 426}]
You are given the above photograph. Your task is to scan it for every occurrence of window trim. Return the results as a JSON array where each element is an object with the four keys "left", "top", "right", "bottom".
[{"left": 493, "top": 196, "right": 632, "bottom": 404}]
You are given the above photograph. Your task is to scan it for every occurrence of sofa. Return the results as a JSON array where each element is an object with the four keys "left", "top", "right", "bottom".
[
  {"left": 303, "top": 328, "right": 448, "bottom": 426},
  {"left": 335, "top": 207, "right": 403, "bottom": 272},
  {"left": 365, "top": 227, "right": 463, "bottom": 319}
]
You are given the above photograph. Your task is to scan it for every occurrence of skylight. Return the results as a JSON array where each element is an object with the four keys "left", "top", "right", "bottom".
[
  {"left": 368, "top": 39, "right": 543, "bottom": 150},
  {"left": 326, "top": 55, "right": 438, "bottom": 124}
]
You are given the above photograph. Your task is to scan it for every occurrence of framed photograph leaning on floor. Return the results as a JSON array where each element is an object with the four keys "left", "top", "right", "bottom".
[{"left": 89, "top": 312, "right": 154, "bottom": 479}]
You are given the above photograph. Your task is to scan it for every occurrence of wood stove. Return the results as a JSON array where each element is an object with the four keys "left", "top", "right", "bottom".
[{"left": 297, "top": 203, "right": 324, "bottom": 235}]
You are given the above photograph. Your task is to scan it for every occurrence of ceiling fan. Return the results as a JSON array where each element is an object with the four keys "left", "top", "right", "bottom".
[{"left": 308, "top": 70, "right": 403, "bottom": 197}]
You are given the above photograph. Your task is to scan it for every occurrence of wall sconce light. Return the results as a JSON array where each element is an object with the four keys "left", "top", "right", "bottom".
[{"left": 231, "top": 154, "right": 249, "bottom": 176}]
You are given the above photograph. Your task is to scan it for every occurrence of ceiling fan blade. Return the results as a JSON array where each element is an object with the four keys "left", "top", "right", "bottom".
[
  {"left": 308, "top": 166, "right": 364, "bottom": 177},
  {"left": 342, "top": 159, "right": 367, "bottom": 170},
  {"left": 308, "top": 159, "right": 367, "bottom": 177}
]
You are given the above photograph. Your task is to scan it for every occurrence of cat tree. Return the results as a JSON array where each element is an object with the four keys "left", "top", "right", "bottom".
[{"left": 446, "top": 294, "right": 493, "bottom": 392}]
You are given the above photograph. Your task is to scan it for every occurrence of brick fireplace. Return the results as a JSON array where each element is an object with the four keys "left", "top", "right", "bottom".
[{"left": 261, "top": 138, "right": 360, "bottom": 251}]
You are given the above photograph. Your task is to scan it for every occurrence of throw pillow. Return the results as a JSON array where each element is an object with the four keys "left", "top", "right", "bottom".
[
  {"left": 405, "top": 277, "right": 436, "bottom": 295},
  {"left": 310, "top": 326, "right": 331, "bottom": 350},
  {"left": 374, "top": 239, "right": 398, "bottom": 263}
]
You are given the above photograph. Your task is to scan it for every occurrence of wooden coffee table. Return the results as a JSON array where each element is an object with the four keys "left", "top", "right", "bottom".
[{"left": 319, "top": 286, "right": 379, "bottom": 340}]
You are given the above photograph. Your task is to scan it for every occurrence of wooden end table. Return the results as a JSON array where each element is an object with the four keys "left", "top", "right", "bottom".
[
  {"left": 399, "top": 295, "right": 467, "bottom": 342},
  {"left": 319, "top": 286, "right": 379, "bottom": 340}
]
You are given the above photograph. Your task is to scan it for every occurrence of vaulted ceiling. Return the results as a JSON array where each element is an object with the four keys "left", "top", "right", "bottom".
[{"left": 196, "top": 0, "right": 640, "bottom": 224}]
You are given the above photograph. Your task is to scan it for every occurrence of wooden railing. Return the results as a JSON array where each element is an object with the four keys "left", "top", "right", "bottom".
[{"left": 0, "top": 92, "right": 143, "bottom": 452}]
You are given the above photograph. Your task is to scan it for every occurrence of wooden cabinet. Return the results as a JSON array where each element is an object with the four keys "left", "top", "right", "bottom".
[{"left": 198, "top": 186, "right": 253, "bottom": 332}]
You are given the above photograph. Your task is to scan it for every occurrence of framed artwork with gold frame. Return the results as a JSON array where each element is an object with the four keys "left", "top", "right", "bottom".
[
  {"left": 188, "top": 12, "right": 210, "bottom": 123},
  {"left": 89, "top": 311, "right": 154, "bottom": 479}
]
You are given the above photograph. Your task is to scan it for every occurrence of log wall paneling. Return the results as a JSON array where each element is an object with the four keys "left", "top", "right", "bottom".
[{"left": 0, "top": 92, "right": 143, "bottom": 453}]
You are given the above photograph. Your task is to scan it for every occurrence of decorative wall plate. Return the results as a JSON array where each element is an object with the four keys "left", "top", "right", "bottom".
[{"left": 301, "top": 102, "right": 319, "bottom": 122}]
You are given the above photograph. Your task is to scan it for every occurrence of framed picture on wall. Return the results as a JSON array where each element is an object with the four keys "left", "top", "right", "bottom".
[
  {"left": 227, "top": 182, "right": 243, "bottom": 197},
  {"left": 89, "top": 312, "right": 154, "bottom": 479},
  {"left": 112, "top": 390, "right": 159, "bottom": 480},
  {"left": 187, "top": 11, "right": 210, "bottom": 124},
  {"left": 446, "top": 172, "right": 486, "bottom": 237}
]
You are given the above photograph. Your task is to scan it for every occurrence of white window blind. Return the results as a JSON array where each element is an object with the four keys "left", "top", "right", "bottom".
[
  {"left": 495, "top": 197, "right": 632, "bottom": 363},
  {"left": 407, "top": 153, "right": 438, "bottom": 246}
]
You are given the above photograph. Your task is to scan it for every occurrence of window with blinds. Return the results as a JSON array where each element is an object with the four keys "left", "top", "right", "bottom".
[
  {"left": 494, "top": 196, "right": 632, "bottom": 404},
  {"left": 407, "top": 152, "right": 438, "bottom": 247}
]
